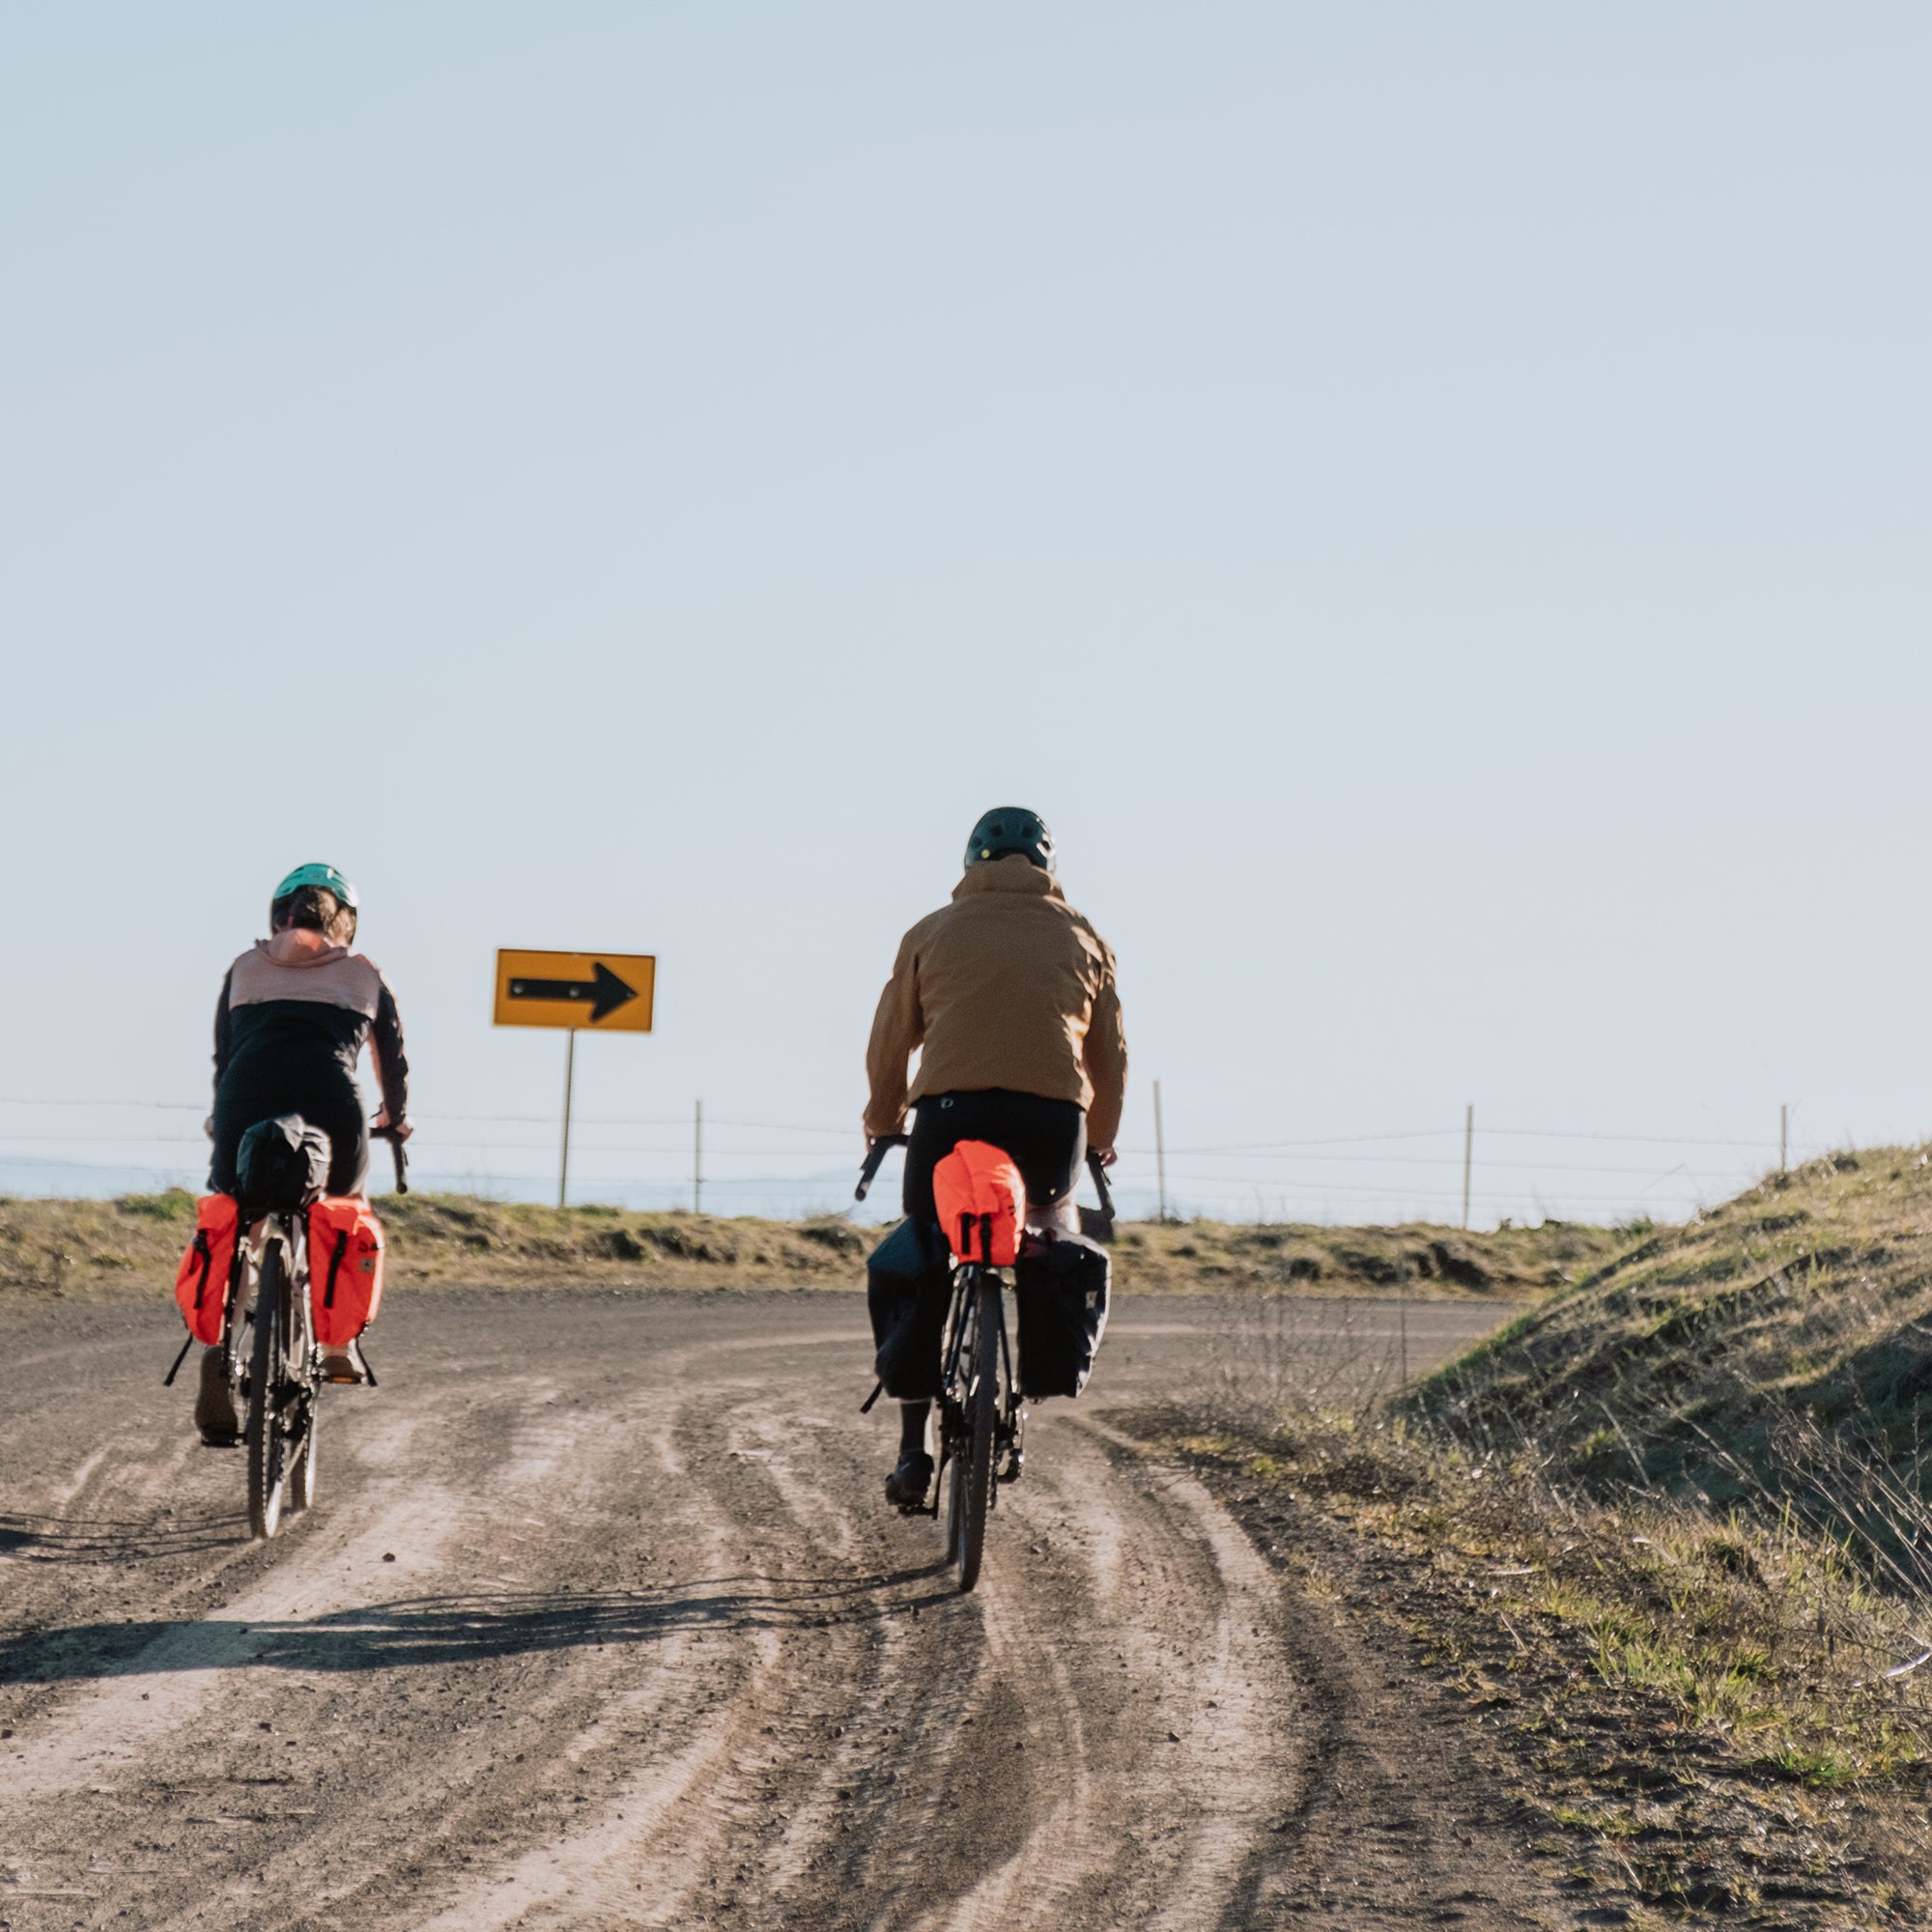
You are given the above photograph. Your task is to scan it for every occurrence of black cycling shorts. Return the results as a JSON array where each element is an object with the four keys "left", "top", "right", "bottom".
[
  {"left": 902, "top": 1089, "right": 1086, "bottom": 1226},
  {"left": 210, "top": 1063, "right": 369, "bottom": 1200}
]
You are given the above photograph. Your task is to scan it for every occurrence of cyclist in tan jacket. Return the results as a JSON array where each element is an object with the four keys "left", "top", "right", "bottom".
[{"left": 865, "top": 808, "right": 1127, "bottom": 1505}]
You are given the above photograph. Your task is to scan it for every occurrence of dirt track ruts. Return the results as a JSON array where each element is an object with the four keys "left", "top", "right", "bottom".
[{"left": 0, "top": 1287, "right": 1569, "bottom": 1930}]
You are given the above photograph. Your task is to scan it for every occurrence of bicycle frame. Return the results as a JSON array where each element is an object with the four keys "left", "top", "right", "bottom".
[
  {"left": 166, "top": 1122, "right": 406, "bottom": 1540},
  {"left": 234, "top": 1215, "right": 318, "bottom": 1404},
  {"left": 214, "top": 1127, "right": 406, "bottom": 1390},
  {"left": 937, "top": 1264, "right": 1023, "bottom": 1486},
  {"left": 212, "top": 1206, "right": 323, "bottom": 1540},
  {"left": 216, "top": 1209, "right": 304, "bottom": 1387},
  {"left": 857, "top": 1133, "right": 1113, "bottom": 1591}
]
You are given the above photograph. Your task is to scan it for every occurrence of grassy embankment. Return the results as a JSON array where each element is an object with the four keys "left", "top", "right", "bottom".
[
  {"left": 0, "top": 1188, "right": 1619, "bottom": 1303},
  {"left": 1175, "top": 1147, "right": 1932, "bottom": 1920}
]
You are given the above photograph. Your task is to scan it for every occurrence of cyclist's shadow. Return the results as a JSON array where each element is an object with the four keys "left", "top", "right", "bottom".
[
  {"left": 0, "top": 1508, "right": 242, "bottom": 1566},
  {"left": 0, "top": 1562, "right": 959, "bottom": 1685}
]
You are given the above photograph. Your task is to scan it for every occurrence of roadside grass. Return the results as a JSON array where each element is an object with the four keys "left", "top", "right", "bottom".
[
  {"left": 1174, "top": 1411, "right": 1931, "bottom": 1919},
  {"left": 1, "top": 1190, "right": 1614, "bottom": 1303},
  {"left": 1114, "top": 1212, "right": 1620, "bottom": 1300},
  {"left": 0, "top": 1190, "right": 873, "bottom": 1299},
  {"left": 1406, "top": 1145, "right": 1932, "bottom": 1532},
  {"left": 1168, "top": 1149, "right": 1932, "bottom": 1919}
]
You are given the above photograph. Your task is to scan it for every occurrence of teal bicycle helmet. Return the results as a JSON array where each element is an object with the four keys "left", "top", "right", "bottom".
[
  {"left": 270, "top": 864, "right": 359, "bottom": 936},
  {"left": 271, "top": 862, "right": 358, "bottom": 910}
]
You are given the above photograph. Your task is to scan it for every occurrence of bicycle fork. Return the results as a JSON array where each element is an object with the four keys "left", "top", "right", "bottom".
[
  {"left": 939, "top": 1272, "right": 1026, "bottom": 1497},
  {"left": 996, "top": 1311, "right": 1025, "bottom": 1486}
]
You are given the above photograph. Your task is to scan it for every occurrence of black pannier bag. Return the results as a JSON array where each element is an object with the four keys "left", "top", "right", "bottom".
[
  {"left": 867, "top": 1218, "right": 953, "bottom": 1400},
  {"left": 1014, "top": 1231, "right": 1110, "bottom": 1399},
  {"left": 236, "top": 1115, "right": 332, "bottom": 1212}
]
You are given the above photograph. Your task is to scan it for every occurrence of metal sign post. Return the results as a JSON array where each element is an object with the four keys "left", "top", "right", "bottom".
[
  {"left": 559, "top": 1030, "right": 577, "bottom": 1208},
  {"left": 1153, "top": 1080, "right": 1168, "bottom": 1223},
  {"left": 494, "top": 950, "right": 657, "bottom": 1210}
]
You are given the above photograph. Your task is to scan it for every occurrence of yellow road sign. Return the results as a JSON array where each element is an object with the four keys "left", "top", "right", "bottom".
[{"left": 494, "top": 950, "right": 656, "bottom": 1033}]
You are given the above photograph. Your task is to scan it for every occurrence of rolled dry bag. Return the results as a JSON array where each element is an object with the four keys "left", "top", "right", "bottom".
[
  {"left": 308, "top": 1197, "right": 385, "bottom": 1347},
  {"left": 236, "top": 1115, "right": 331, "bottom": 1211},
  {"left": 1013, "top": 1230, "right": 1111, "bottom": 1399},
  {"left": 867, "top": 1217, "right": 953, "bottom": 1401},
  {"left": 931, "top": 1140, "right": 1026, "bottom": 1264},
  {"left": 174, "top": 1194, "right": 240, "bottom": 1345}
]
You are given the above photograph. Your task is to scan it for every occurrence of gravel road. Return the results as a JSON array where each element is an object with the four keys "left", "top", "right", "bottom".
[{"left": 0, "top": 1288, "right": 1559, "bottom": 1930}]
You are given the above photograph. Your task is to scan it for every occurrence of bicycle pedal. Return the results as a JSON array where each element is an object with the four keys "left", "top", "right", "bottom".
[{"left": 318, "top": 1343, "right": 371, "bottom": 1385}]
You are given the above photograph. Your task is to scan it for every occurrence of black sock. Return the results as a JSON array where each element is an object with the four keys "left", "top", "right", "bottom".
[{"left": 898, "top": 1400, "right": 930, "bottom": 1457}]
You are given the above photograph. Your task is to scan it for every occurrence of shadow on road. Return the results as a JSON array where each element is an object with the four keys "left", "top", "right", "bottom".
[
  {"left": 0, "top": 1509, "right": 245, "bottom": 1565},
  {"left": 0, "top": 1565, "right": 959, "bottom": 1684}
]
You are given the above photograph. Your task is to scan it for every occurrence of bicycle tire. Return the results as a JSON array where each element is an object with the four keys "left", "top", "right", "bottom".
[
  {"left": 246, "top": 1241, "right": 289, "bottom": 1541},
  {"left": 944, "top": 1278, "right": 974, "bottom": 1565},
  {"left": 289, "top": 1397, "right": 318, "bottom": 1514},
  {"left": 955, "top": 1273, "right": 1001, "bottom": 1593},
  {"left": 287, "top": 1243, "right": 318, "bottom": 1515},
  {"left": 945, "top": 1435, "right": 964, "bottom": 1565},
  {"left": 942, "top": 1276, "right": 970, "bottom": 1563}
]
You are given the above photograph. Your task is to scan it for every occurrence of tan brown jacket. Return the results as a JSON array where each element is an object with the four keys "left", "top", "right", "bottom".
[{"left": 865, "top": 855, "right": 1127, "bottom": 1147}]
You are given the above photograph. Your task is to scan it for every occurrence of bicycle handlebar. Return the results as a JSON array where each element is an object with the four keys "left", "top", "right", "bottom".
[
  {"left": 856, "top": 1135, "right": 1118, "bottom": 1222},
  {"left": 372, "top": 1124, "right": 410, "bottom": 1195},
  {"left": 855, "top": 1134, "right": 908, "bottom": 1202},
  {"left": 1085, "top": 1150, "right": 1115, "bottom": 1224}
]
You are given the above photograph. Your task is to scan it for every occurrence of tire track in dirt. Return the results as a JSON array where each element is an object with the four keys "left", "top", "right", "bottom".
[
  {"left": 898, "top": 1417, "right": 1298, "bottom": 1932},
  {"left": 0, "top": 1288, "right": 1562, "bottom": 1930},
  {"left": 1, "top": 1397, "right": 644, "bottom": 1917}
]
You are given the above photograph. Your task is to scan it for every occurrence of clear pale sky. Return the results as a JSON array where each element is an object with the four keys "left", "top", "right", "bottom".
[{"left": 4, "top": 5, "right": 1927, "bottom": 1224}]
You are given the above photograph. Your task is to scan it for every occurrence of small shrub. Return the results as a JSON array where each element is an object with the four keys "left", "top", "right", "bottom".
[
  {"left": 116, "top": 1190, "right": 196, "bottom": 1221},
  {"left": 1750, "top": 1745, "right": 1860, "bottom": 1787},
  {"left": 798, "top": 1222, "right": 864, "bottom": 1256}
]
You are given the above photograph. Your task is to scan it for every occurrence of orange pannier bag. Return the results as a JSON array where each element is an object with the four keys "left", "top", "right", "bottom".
[
  {"left": 308, "top": 1197, "right": 385, "bottom": 1347},
  {"left": 174, "top": 1194, "right": 241, "bottom": 1345},
  {"left": 932, "top": 1140, "right": 1027, "bottom": 1265}
]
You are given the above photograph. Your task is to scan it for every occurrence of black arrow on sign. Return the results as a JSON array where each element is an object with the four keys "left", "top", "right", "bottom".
[{"left": 507, "top": 961, "right": 639, "bottom": 1024}]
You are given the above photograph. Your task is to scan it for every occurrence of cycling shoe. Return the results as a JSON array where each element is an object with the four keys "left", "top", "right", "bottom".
[
  {"left": 194, "top": 1346, "right": 240, "bottom": 1446},
  {"left": 884, "top": 1450, "right": 934, "bottom": 1510},
  {"left": 319, "top": 1342, "right": 370, "bottom": 1385}
]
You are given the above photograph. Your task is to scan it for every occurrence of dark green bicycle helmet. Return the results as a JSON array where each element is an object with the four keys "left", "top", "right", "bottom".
[{"left": 964, "top": 808, "right": 1055, "bottom": 873}]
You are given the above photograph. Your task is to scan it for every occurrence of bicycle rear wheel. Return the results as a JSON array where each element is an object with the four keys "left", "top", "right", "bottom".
[
  {"left": 246, "top": 1242, "right": 290, "bottom": 1540},
  {"left": 954, "top": 1273, "right": 1002, "bottom": 1593}
]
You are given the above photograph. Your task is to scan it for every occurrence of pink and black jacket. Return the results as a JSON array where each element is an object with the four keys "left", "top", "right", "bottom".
[{"left": 210, "top": 928, "right": 409, "bottom": 1200}]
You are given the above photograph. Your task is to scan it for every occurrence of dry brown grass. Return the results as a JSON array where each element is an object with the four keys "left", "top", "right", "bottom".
[
  {"left": 0, "top": 1190, "right": 1622, "bottom": 1306},
  {"left": 1172, "top": 1412, "right": 1932, "bottom": 1922},
  {"left": 1408, "top": 1146, "right": 1932, "bottom": 1559},
  {"left": 1162, "top": 1148, "right": 1932, "bottom": 1918},
  {"left": 0, "top": 1190, "right": 873, "bottom": 1300},
  {"left": 1112, "top": 1212, "right": 1620, "bottom": 1299}
]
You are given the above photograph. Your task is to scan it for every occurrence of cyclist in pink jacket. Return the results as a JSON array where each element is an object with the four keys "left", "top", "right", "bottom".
[{"left": 194, "top": 864, "right": 412, "bottom": 1440}]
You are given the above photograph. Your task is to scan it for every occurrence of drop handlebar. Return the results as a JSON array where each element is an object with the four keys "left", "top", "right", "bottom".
[
  {"left": 372, "top": 1124, "right": 410, "bottom": 1195},
  {"left": 1085, "top": 1150, "right": 1115, "bottom": 1224},
  {"left": 854, "top": 1134, "right": 1117, "bottom": 1221},
  {"left": 855, "top": 1134, "right": 908, "bottom": 1202}
]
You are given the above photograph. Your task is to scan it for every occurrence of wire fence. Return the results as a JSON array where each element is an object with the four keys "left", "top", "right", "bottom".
[{"left": 0, "top": 1093, "right": 1844, "bottom": 1228}]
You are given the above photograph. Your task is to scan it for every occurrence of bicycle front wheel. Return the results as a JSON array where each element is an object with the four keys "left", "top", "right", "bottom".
[
  {"left": 246, "top": 1242, "right": 290, "bottom": 1540},
  {"left": 289, "top": 1396, "right": 319, "bottom": 1515},
  {"left": 954, "top": 1273, "right": 1002, "bottom": 1593}
]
